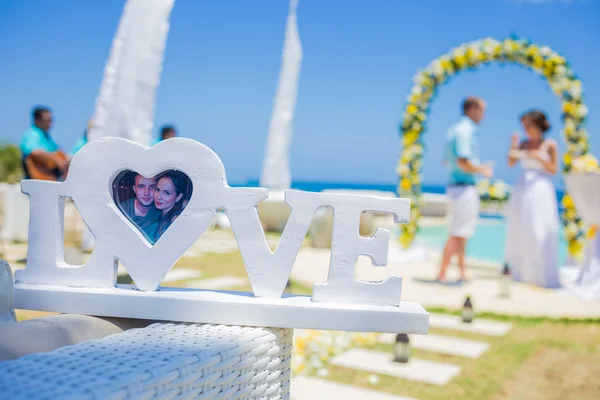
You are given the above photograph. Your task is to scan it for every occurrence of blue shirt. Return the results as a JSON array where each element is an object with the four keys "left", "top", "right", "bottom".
[
  {"left": 445, "top": 117, "right": 479, "bottom": 185},
  {"left": 20, "top": 126, "right": 59, "bottom": 157}
]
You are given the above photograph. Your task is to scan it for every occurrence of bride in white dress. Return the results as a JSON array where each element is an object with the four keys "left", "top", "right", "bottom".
[{"left": 505, "top": 110, "right": 561, "bottom": 288}]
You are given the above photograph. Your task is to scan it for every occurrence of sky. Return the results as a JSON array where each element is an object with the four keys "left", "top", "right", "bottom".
[{"left": 0, "top": 0, "right": 598, "bottom": 188}]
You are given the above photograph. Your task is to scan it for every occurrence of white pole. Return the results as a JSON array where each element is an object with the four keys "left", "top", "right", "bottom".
[
  {"left": 259, "top": 0, "right": 303, "bottom": 189},
  {"left": 88, "top": 0, "right": 175, "bottom": 146}
]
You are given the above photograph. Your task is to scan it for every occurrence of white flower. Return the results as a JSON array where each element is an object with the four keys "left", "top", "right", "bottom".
[
  {"left": 397, "top": 165, "right": 410, "bottom": 176},
  {"left": 367, "top": 375, "right": 380, "bottom": 385},
  {"left": 316, "top": 368, "right": 330, "bottom": 378},
  {"left": 482, "top": 38, "right": 500, "bottom": 55},
  {"left": 554, "top": 65, "right": 567, "bottom": 77},
  {"left": 428, "top": 60, "right": 444, "bottom": 78},
  {"left": 414, "top": 72, "right": 429, "bottom": 86},
  {"left": 540, "top": 46, "right": 552, "bottom": 56},
  {"left": 411, "top": 86, "right": 423, "bottom": 96},
  {"left": 309, "top": 354, "right": 323, "bottom": 369},
  {"left": 564, "top": 119, "right": 576, "bottom": 134},
  {"left": 566, "top": 224, "right": 580, "bottom": 237},
  {"left": 550, "top": 77, "right": 568, "bottom": 94},
  {"left": 291, "top": 355, "right": 306, "bottom": 374},
  {"left": 575, "top": 104, "right": 589, "bottom": 118},
  {"left": 451, "top": 46, "right": 466, "bottom": 59},
  {"left": 569, "top": 82, "right": 583, "bottom": 100}
]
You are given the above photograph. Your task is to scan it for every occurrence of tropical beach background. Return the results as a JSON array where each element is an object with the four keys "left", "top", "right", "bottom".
[{"left": 1, "top": 0, "right": 600, "bottom": 399}]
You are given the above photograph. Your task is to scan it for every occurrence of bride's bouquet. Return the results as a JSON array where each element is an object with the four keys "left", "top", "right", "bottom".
[{"left": 476, "top": 179, "right": 510, "bottom": 205}]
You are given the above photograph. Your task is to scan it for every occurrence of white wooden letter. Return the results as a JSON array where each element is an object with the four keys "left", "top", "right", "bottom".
[
  {"left": 226, "top": 190, "right": 321, "bottom": 298},
  {"left": 16, "top": 180, "right": 118, "bottom": 287},
  {"left": 312, "top": 194, "right": 410, "bottom": 306}
]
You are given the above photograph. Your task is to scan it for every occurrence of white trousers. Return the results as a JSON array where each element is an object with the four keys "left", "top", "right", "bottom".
[{"left": 447, "top": 185, "right": 480, "bottom": 239}]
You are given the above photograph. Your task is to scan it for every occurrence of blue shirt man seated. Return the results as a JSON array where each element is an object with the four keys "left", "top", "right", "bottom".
[
  {"left": 20, "top": 107, "right": 70, "bottom": 180},
  {"left": 438, "top": 97, "right": 493, "bottom": 283}
]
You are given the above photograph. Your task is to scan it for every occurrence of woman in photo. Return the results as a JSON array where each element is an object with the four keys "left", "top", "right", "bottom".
[
  {"left": 151, "top": 170, "right": 190, "bottom": 242},
  {"left": 504, "top": 109, "right": 561, "bottom": 288}
]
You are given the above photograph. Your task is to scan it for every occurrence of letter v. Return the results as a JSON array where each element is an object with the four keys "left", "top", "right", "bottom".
[{"left": 225, "top": 189, "right": 320, "bottom": 298}]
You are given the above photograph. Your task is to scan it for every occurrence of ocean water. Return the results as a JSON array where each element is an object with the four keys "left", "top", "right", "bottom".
[
  {"left": 236, "top": 179, "right": 568, "bottom": 264},
  {"left": 238, "top": 179, "right": 566, "bottom": 207},
  {"left": 416, "top": 220, "right": 568, "bottom": 265}
]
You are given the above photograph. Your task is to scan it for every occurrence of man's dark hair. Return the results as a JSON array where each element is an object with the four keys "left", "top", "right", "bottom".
[
  {"left": 160, "top": 125, "right": 176, "bottom": 139},
  {"left": 32, "top": 106, "right": 51, "bottom": 122},
  {"left": 462, "top": 97, "right": 482, "bottom": 115}
]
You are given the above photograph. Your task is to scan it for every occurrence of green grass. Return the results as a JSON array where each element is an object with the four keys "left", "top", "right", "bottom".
[
  {"left": 177, "top": 251, "right": 600, "bottom": 399},
  {"left": 322, "top": 320, "right": 600, "bottom": 400}
]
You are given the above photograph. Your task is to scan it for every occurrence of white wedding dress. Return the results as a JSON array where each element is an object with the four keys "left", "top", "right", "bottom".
[{"left": 505, "top": 142, "right": 561, "bottom": 288}]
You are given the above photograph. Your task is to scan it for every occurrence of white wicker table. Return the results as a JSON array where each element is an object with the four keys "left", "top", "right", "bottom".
[{"left": 0, "top": 323, "right": 293, "bottom": 400}]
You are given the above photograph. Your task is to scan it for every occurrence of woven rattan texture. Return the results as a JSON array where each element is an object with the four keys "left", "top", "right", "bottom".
[{"left": 0, "top": 323, "right": 293, "bottom": 400}]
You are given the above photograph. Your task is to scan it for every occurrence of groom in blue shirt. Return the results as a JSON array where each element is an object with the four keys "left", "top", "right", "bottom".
[{"left": 438, "top": 97, "right": 493, "bottom": 282}]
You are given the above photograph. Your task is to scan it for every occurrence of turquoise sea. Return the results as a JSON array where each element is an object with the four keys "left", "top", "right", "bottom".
[{"left": 235, "top": 179, "right": 568, "bottom": 264}]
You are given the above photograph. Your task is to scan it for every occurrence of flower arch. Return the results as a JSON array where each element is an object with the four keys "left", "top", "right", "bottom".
[{"left": 397, "top": 36, "right": 597, "bottom": 258}]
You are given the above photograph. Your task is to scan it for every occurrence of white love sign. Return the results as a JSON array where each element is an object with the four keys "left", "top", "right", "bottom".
[{"left": 13, "top": 138, "right": 426, "bottom": 333}]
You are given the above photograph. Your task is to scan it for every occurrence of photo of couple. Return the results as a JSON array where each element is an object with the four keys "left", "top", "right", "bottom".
[{"left": 113, "top": 170, "right": 193, "bottom": 244}]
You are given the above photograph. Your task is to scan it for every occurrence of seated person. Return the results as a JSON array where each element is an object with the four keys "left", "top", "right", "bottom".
[
  {"left": 20, "top": 107, "right": 70, "bottom": 180},
  {"left": 118, "top": 174, "right": 162, "bottom": 244},
  {"left": 151, "top": 125, "right": 177, "bottom": 145}
]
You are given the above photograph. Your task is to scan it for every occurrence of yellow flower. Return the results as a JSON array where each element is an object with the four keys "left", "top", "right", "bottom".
[
  {"left": 406, "top": 104, "right": 418, "bottom": 115},
  {"left": 562, "top": 102, "right": 574, "bottom": 114},
  {"left": 526, "top": 44, "right": 539, "bottom": 57},
  {"left": 587, "top": 225, "right": 597, "bottom": 239},
  {"left": 493, "top": 44, "right": 502, "bottom": 57},
  {"left": 532, "top": 55, "right": 544, "bottom": 70},
  {"left": 550, "top": 54, "right": 566, "bottom": 65},
  {"left": 502, "top": 38, "right": 519, "bottom": 54},
  {"left": 454, "top": 55, "right": 467, "bottom": 69},
  {"left": 568, "top": 240, "right": 583, "bottom": 257},
  {"left": 399, "top": 234, "right": 413, "bottom": 249},
  {"left": 465, "top": 47, "right": 474, "bottom": 61},
  {"left": 440, "top": 58, "right": 452, "bottom": 71},
  {"left": 563, "top": 153, "right": 573, "bottom": 167},
  {"left": 564, "top": 209, "right": 576, "bottom": 220},
  {"left": 572, "top": 154, "right": 600, "bottom": 173},
  {"left": 400, "top": 179, "right": 412, "bottom": 191},
  {"left": 564, "top": 119, "right": 576, "bottom": 135},
  {"left": 561, "top": 194, "right": 574, "bottom": 209}
]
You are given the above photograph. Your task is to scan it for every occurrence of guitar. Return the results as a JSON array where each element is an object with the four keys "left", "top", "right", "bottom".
[{"left": 24, "top": 150, "right": 70, "bottom": 181}]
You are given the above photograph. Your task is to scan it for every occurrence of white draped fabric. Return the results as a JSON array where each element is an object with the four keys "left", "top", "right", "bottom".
[
  {"left": 564, "top": 173, "right": 600, "bottom": 300},
  {"left": 259, "top": 0, "right": 303, "bottom": 189},
  {"left": 505, "top": 144, "right": 561, "bottom": 288},
  {"left": 88, "top": 0, "right": 175, "bottom": 146}
]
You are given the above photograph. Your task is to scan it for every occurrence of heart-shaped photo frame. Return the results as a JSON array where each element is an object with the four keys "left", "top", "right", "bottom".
[{"left": 113, "top": 170, "right": 193, "bottom": 245}]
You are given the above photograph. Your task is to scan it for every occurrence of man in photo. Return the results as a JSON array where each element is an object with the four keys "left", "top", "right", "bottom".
[{"left": 119, "top": 174, "right": 162, "bottom": 243}]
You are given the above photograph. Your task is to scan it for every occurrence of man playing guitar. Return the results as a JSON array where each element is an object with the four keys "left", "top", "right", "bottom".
[{"left": 20, "top": 107, "right": 70, "bottom": 181}]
